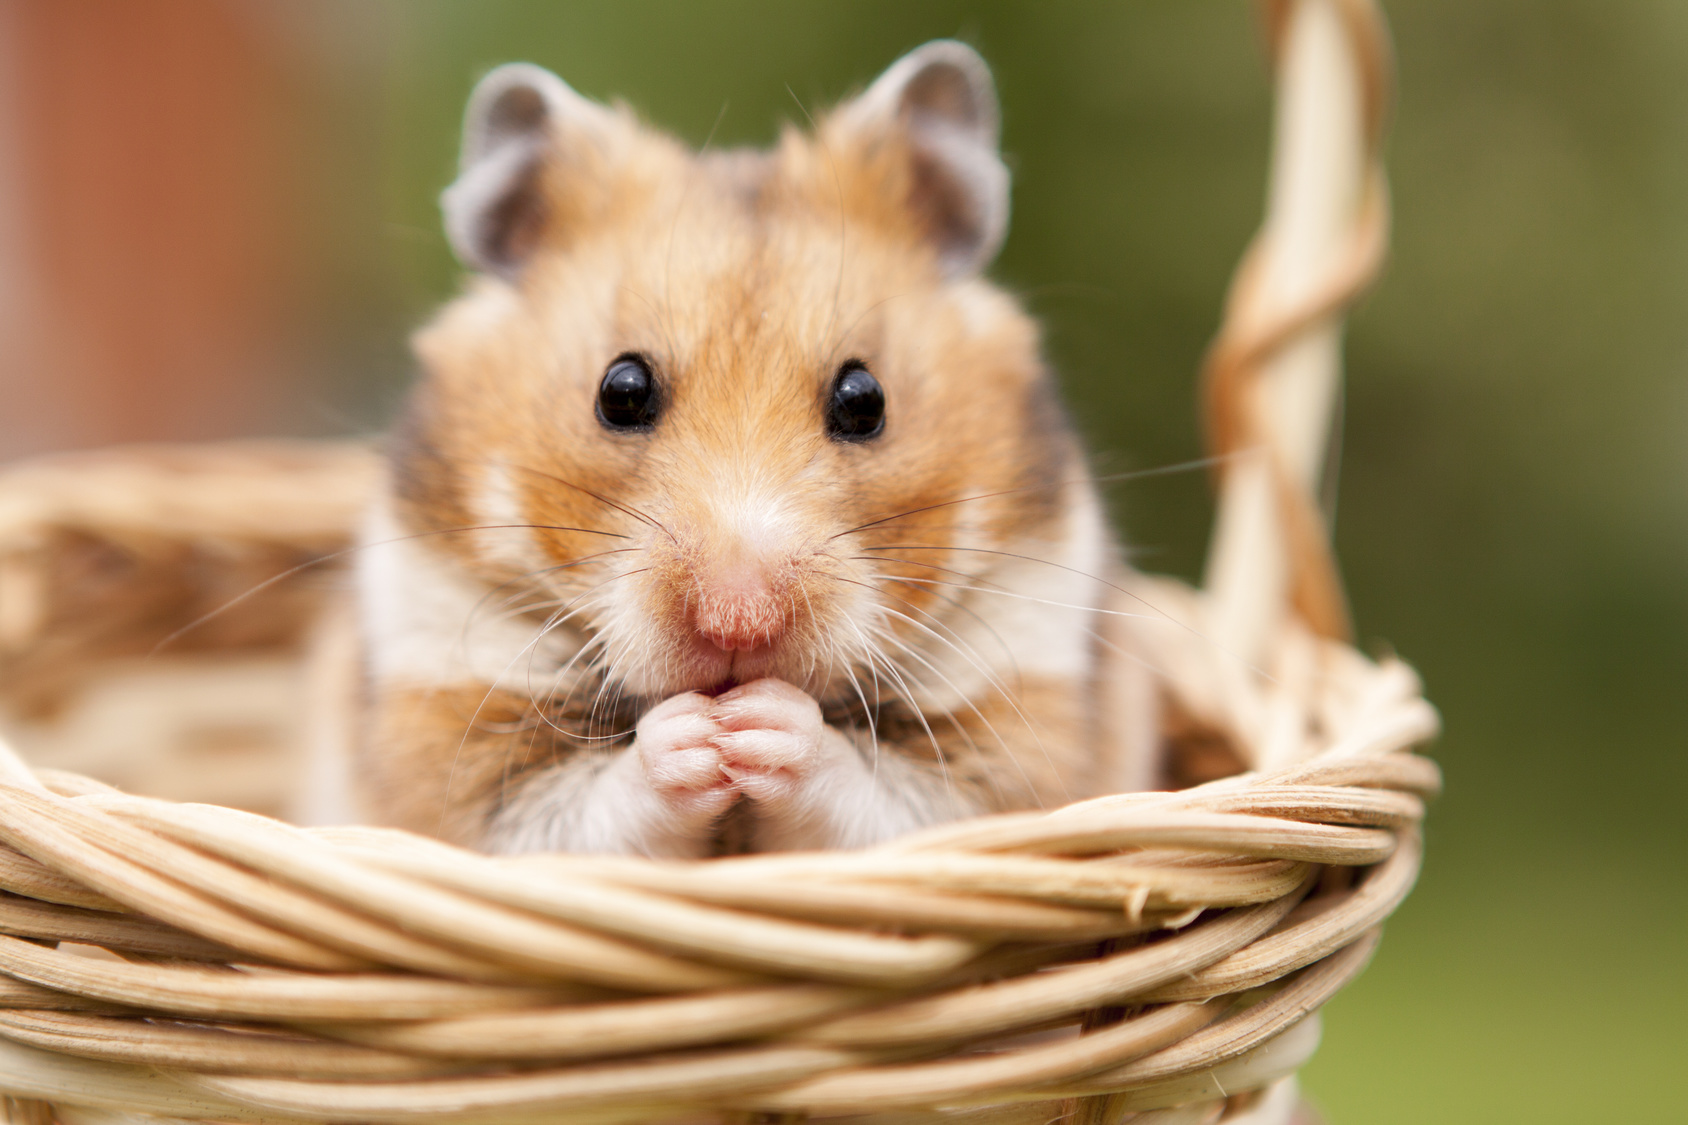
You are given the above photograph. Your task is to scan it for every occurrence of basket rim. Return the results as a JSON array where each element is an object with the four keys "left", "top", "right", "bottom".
[{"left": 0, "top": 653, "right": 1438, "bottom": 1119}]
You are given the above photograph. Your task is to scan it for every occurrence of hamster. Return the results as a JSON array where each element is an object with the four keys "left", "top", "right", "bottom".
[{"left": 347, "top": 41, "right": 1160, "bottom": 858}]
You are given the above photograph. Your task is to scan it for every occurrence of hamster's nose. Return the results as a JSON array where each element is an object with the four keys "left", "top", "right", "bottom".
[{"left": 691, "top": 557, "right": 790, "bottom": 653}]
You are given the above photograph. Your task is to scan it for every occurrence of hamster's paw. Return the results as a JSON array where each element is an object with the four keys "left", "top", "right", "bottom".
[
  {"left": 710, "top": 678, "right": 847, "bottom": 810},
  {"left": 633, "top": 691, "right": 737, "bottom": 827}
]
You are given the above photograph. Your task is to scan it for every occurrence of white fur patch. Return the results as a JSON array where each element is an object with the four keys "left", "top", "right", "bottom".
[
  {"left": 886, "top": 480, "right": 1107, "bottom": 712},
  {"left": 951, "top": 282, "right": 1012, "bottom": 337},
  {"left": 757, "top": 726, "right": 971, "bottom": 851},
  {"left": 484, "top": 749, "right": 648, "bottom": 856},
  {"left": 472, "top": 462, "right": 546, "bottom": 571},
  {"left": 358, "top": 497, "right": 581, "bottom": 690}
]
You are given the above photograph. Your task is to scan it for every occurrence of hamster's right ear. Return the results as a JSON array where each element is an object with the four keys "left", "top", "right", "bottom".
[
  {"left": 441, "top": 63, "right": 617, "bottom": 280},
  {"left": 832, "top": 41, "right": 1009, "bottom": 277}
]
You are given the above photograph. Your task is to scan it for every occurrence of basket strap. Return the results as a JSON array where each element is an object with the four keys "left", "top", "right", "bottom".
[{"left": 1201, "top": 0, "right": 1393, "bottom": 664}]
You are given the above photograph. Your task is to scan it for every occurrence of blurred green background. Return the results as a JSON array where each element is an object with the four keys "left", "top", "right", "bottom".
[
  {"left": 13, "top": 1, "right": 1685, "bottom": 1120},
  {"left": 349, "top": 4, "right": 1687, "bottom": 1120}
]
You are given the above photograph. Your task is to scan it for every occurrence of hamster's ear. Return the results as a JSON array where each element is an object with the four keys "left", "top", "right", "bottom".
[
  {"left": 441, "top": 63, "right": 615, "bottom": 280},
  {"left": 836, "top": 41, "right": 1009, "bottom": 276}
]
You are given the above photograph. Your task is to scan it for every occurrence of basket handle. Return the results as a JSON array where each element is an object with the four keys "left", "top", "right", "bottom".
[{"left": 1201, "top": 0, "right": 1393, "bottom": 665}]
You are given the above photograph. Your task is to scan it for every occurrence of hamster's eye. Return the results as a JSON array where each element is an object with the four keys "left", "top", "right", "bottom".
[
  {"left": 597, "top": 355, "right": 659, "bottom": 430},
  {"left": 826, "top": 361, "right": 885, "bottom": 441}
]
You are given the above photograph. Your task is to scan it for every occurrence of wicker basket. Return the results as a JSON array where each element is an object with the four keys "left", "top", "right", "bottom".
[{"left": 0, "top": 2, "right": 1435, "bottom": 1122}]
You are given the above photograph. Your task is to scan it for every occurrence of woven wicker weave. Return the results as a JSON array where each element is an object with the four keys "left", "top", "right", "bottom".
[{"left": 0, "top": 2, "right": 1434, "bottom": 1122}]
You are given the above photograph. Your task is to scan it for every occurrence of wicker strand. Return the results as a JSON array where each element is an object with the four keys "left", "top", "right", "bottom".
[{"left": 1203, "top": 0, "right": 1393, "bottom": 663}]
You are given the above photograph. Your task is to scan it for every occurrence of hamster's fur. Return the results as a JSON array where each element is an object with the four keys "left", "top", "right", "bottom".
[{"left": 346, "top": 42, "right": 1160, "bottom": 857}]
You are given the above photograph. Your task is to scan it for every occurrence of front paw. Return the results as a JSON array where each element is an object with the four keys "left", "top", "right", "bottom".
[
  {"left": 709, "top": 679, "right": 840, "bottom": 809},
  {"left": 634, "top": 692, "right": 737, "bottom": 826}
]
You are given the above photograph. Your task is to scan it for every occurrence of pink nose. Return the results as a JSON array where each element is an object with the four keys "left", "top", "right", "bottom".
[{"left": 693, "top": 564, "right": 788, "bottom": 652}]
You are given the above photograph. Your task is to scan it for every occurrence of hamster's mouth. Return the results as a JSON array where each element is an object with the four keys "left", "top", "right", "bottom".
[{"left": 667, "top": 631, "right": 790, "bottom": 697}]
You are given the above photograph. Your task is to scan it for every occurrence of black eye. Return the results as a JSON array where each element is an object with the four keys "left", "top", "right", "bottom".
[
  {"left": 827, "top": 361, "right": 885, "bottom": 441},
  {"left": 596, "top": 355, "right": 659, "bottom": 430}
]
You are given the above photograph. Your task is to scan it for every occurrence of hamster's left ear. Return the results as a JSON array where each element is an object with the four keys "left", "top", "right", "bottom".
[
  {"left": 441, "top": 62, "right": 619, "bottom": 280},
  {"left": 834, "top": 41, "right": 1009, "bottom": 276}
]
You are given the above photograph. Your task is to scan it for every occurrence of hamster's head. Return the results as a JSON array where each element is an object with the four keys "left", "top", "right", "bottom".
[{"left": 392, "top": 42, "right": 1093, "bottom": 720}]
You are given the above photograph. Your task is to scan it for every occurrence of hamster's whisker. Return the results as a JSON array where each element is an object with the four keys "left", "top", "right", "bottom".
[
  {"left": 870, "top": 618, "right": 1053, "bottom": 811},
  {"left": 865, "top": 561, "right": 1200, "bottom": 698},
  {"left": 849, "top": 553, "right": 1001, "bottom": 593},
  {"left": 871, "top": 575, "right": 1023, "bottom": 693},
  {"left": 497, "top": 634, "right": 608, "bottom": 819},
  {"left": 454, "top": 597, "right": 609, "bottom": 810},
  {"left": 462, "top": 564, "right": 626, "bottom": 760},
  {"left": 833, "top": 455, "right": 1230, "bottom": 542},
  {"left": 148, "top": 522, "right": 632, "bottom": 657},
  {"left": 863, "top": 570, "right": 1165, "bottom": 622},
  {"left": 862, "top": 579, "right": 1052, "bottom": 753},
  {"left": 358, "top": 545, "right": 642, "bottom": 839},
  {"left": 833, "top": 495, "right": 1006, "bottom": 540},
  {"left": 838, "top": 662, "right": 881, "bottom": 782},
  {"left": 858, "top": 543, "right": 1271, "bottom": 681},
  {"left": 520, "top": 569, "right": 653, "bottom": 741},
  {"left": 528, "top": 626, "right": 612, "bottom": 744},
  {"left": 842, "top": 611, "right": 939, "bottom": 766},
  {"left": 589, "top": 645, "right": 630, "bottom": 737},
  {"left": 500, "top": 666, "right": 562, "bottom": 784},
  {"left": 582, "top": 634, "right": 644, "bottom": 743},
  {"left": 863, "top": 623, "right": 1013, "bottom": 810},
  {"left": 464, "top": 548, "right": 638, "bottom": 639},
  {"left": 863, "top": 600, "right": 1051, "bottom": 794},
  {"left": 852, "top": 615, "right": 948, "bottom": 759},
  {"left": 794, "top": 573, "right": 827, "bottom": 691},
  {"left": 861, "top": 568, "right": 1226, "bottom": 687},
  {"left": 524, "top": 608, "right": 610, "bottom": 734},
  {"left": 538, "top": 636, "right": 607, "bottom": 724},
  {"left": 535, "top": 641, "right": 622, "bottom": 749},
  {"left": 854, "top": 623, "right": 965, "bottom": 809},
  {"left": 851, "top": 521, "right": 985, "bottom": 539},
  {"left": 854, "top": 620, "right": 886, "bottom": 711},
  {"left": 834, "top": 569, "right": 1020, "bottom": 693},
  {"left": 868, "top": 564, "right": 1224, "bottom": 708},
  {"left": 503, "top": 463, "right": 675, "bottom": 542},
  {"left": 852, "top": 559, "right": 1016, "bottom": 668}
]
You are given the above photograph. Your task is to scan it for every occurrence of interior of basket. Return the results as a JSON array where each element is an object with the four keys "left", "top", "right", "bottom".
[{"left": 0, "top": 444, "right": 377, "bottom": 817}]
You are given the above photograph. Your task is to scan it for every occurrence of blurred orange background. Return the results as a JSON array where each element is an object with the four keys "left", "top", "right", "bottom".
[{"left": 0, "top": 0, "right": 382, "bottom": 458}]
